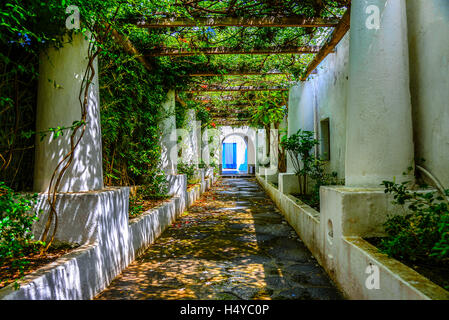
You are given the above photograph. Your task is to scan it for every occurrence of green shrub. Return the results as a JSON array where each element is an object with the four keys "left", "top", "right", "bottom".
[
  {"left": 379, "top": 180, "right": 449, "bottom": 264},
  {"left": 281, "top": 129, "right": 344, "bottom": 210},
  {"left": 128, "top": 197, "right": 145, "bottom": 219},
  {"left": 280, "top": 129, "right": 319, "bottom": 195},
  {"left": 140, "top": 172, "right": 169, "bottom": 200},
  {"left": 178, "top": 161, "right": 198, "bottom": 184},
  {"left": 308, "top": 168, "right": 344, "bottom": 211},
  {"left": 198, "top": 159, "right": 209, "bottom": 170},
  {"left": 0, "top": 181, "right": 42, "bottom": 286}
]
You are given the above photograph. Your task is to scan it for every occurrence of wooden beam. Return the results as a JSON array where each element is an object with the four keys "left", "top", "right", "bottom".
[
  {"left": 208, "top": 104, "right": 253, "bottom": 109},
  {"left": 215, "top": 118, "right": 249, "bottom": 121},
  {"left": 212, "top": 117, "right": 250, "bottom": 120},
  {"left": 185, "top": 71, "right": 289, "bottom": 77},
  {"left": 194, "top": 95, "right": 270, "bottom": 101},
  {"left": 215, "top": 120, "right": 250, "bottom": 126},
  {"left": 106, "top": 23, "right": 153, "bottom": 72},
  {"left": 145, "top": 46, "right": 322, "bottom": 57},
  {"left": 194, "top": 96, "right": 242, "bottom": 101},
  {"left": 211, "top": 111, "right": 251, "bottom": 115},
  {"left": 194, "top": 96, "right": 270, "bottom": 102},
  {"left": 187, "top": 86, "right": 289, "bottom": 92},
  {"left": 127, "top": 16, "right": 340, "bottom": 28},
  {"left": 301, "top": 8, "right": 351, "bottom": 81}
]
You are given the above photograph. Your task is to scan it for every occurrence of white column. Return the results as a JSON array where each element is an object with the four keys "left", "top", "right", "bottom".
[
  {"left": 34, "top": 33, "right": 103, "bottom": 192},
  {"left": 255, "top": 130, "right": 259, "bottom": 173},
  {"left": 267, "top": 123, "right": 279, "bottom": 175},
  {"left": 195, "top": 119, "right": 202, "bottom": 166},
  {"left": 345, "top": 0, "right": 414, "bottom": 187},
  {"left": 160, "top": 90, "right": 178, "bottom": 175},
  {"left": 287, "top": 85, "right": 301, "bottom": 173},
  {"left": 201, "top": 128, "right": 210, "bottom": 166},
  {"left": 181, "top": 109, "right": 199, "bottom": 166},
  {"left": 246, "top": 128, "right": 256, "bottom": 173}
]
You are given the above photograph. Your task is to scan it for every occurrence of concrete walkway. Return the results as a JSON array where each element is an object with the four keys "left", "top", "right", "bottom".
[{"left": 95, "top": 178, "right": 343, "bottom": 300}]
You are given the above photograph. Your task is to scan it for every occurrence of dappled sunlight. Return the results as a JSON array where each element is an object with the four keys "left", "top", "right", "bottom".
[{"left": 95, "top": 178, "right": 342, "bottom": 300}]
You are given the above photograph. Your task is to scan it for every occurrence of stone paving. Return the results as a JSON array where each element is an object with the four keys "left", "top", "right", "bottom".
[{"left": 95, "top": 178, "right": 343, "bottom": 300}]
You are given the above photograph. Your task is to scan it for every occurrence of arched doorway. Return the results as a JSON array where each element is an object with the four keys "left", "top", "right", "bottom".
[{"left": 221, "top": 134, "right": 248, "bottom": 175}]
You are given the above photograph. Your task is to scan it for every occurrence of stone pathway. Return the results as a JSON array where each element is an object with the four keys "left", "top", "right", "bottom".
[{"left": 95, "top": 178, "right": 343, "bottom": 300}]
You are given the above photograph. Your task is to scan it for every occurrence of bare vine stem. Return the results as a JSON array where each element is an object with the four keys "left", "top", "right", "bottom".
[{"left": 40, "top": 7, "right": 121, "bottom": 253}]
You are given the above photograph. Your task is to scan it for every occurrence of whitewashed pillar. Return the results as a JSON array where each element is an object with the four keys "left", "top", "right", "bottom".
[
  {"left": 160, "top": 90, "right": 178, "bottom": 175},
  {"left": 201, "top": 128, "right": 210, "bottom": 166},
  {"left": 345, "top": 0, "right": 414, "bottom": 186},
  {"left": 181, "top": 109, "right": 200, "bottom": 166},
  {"left": 34, "top": 33, "right": 103, "bottom": 192}
]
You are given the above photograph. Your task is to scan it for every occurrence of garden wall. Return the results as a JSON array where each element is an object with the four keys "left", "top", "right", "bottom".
[
  {"left": 0, "top": 174, "right": 216, "bottom": 300},
  {"left": 257, "top": 174, "right": 449, "bottom": 300}
]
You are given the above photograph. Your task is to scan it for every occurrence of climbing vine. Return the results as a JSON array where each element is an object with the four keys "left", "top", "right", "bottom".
[{"left": 1, "top": 0, "right": 349, "bottom": 261}]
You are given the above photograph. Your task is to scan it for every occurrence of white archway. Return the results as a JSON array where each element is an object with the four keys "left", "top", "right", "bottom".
[
  {"left": 221, "top": 134, "right": 247, "bottom": 174},
  {"left": 217, "top": 126, "right": 256, "bottom": 175}
]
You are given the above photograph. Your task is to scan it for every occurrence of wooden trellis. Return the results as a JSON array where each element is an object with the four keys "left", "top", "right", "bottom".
[
  {"left": 186, "top": 86, "right": 289, "bottom": 92},
  {"left": 126, "top": 16, "right": 340, "bottom": 28},
  {"left": 145, "top": 45, "right": 322, "bottom": 57},
  {"left": 114, "top": 4, "right": 351, "bottom": 126}
]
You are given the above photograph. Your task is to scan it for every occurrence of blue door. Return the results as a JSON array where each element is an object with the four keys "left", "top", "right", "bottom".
[{"left": 222, "top": 143, "right": 237, "bottom": 169}]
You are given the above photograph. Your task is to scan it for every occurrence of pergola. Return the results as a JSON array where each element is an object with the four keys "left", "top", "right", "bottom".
[{"left": 115, "top": 1, "right": 351, "bottom": 126}]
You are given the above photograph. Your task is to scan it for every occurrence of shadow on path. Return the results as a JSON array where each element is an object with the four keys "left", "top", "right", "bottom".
[{"left": 95, "top": 178, "right": 343, "bottom": 300}]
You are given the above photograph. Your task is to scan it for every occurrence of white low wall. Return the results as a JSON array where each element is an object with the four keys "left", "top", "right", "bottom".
[
  {"left": 279, "top": 173, "right": 300, "bottom": 195},
  {"left": 0, "top": 174, "right": 216, "bottom": 300},
  {"left": 256, "top": 174, "right": 449, "bottom": 300},
  {"left": 187, "top": 184, "right": 201, "bottom": 208}
]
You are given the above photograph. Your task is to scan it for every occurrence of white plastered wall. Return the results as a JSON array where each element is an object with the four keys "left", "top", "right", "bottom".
[
  {"left": 287, "top": 33, "right": 350, "bottom": 179},
  {"left": 407, "top": 0, "right": 449, "bottom": 188}
]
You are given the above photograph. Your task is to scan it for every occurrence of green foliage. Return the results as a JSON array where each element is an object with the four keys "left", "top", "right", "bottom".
[
  {"left": 198, "top": 159, "right": 209, "bottom": 170},
  {"left": 124, "top": 0, "right": 347, "bottom": 79},
  {"left": 99, "top": 15, "right": 205, "bottom": 192},
  {"left": 175, "top": 95, "right": 211, "bottom": 130},
  {"left": 309, "top": 169, "right": 343, "bottom": 211},
  {"left": 128, "top": 183, "right": 171, "bottom": 219},
  {"left": 281, "top": 129, "right": 343, "bottom": 210},
  {"left": 379, "top": 180, "right": 449, "bottom": 264},
  {"left": 175, "top": 98, "right": 197, "bottom": 129},
  {"left": 140, "top": 172, "right": 169, "bottom": 200},
  {"left": 0, "top": 181, "right": 42, "bottom": 286},
  {"left": 0, "top": 0, "right": 120, "bottom": 190},
  {"left": 100, "top": 46, "right": 166, "bottom": 188},
  {"left": 178, "top": 161, "right": 198, "bottom": 184},
  {"left": 247, "top": 91, "right": 288, "bottom": 129},
  {"left": 195, "top": 105, "right": 212, "bottom": 129},
  {"left": 128, "top": 195, "right": 144, "bottom": 219},
  {"left": 281, "top": 129, "right": 319, "bottom": 195},
  {"left": 175, "top": 100, "right": 190, "bottom": 129},
  {"left": 1, "top": 0, "right": 348, "bottom": 191}
]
